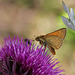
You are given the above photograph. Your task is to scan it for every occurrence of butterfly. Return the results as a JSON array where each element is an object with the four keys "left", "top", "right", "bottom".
[{"left": 35, "top": 28, "right": 66, "bottom": 55}]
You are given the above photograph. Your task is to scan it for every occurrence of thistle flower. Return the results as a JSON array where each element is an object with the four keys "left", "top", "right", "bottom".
[
  {"left": 62, "top": 1, "right": 75, "bottom": 30},
  {"left": 0, "top": 36, "right": 65, "bottom": 75}
]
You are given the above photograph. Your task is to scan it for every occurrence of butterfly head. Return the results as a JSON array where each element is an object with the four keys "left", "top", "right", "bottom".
[{"left": 35, "top": 37, "right": 40, "bottom": 41}]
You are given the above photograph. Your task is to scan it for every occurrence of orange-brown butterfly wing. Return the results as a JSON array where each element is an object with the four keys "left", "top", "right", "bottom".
[
  {"left": 48, "top": 46, "right": 56, "bottom": 55},
  {"left": 44, "top": 28, "right": 66, "bottom": 39},
  {"left": 45, "top": 35, "right": 63, "bottom": 49}
]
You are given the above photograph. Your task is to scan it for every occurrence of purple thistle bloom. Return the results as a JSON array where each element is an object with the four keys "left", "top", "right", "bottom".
[{"left": 0, "top": 36, "right": 65, "bottom": 75}]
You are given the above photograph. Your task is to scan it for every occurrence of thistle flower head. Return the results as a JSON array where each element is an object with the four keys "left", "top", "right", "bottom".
[{"left": 0, "top": 36, "right": 65, "bottom": 75}]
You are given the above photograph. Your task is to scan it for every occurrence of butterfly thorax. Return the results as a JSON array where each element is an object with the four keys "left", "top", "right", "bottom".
[{"left": 35, "top": 36, "right": 47, "bottom": 46}]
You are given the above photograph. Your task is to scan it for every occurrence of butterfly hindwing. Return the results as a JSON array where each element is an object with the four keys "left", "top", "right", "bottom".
[{"left": 47, "top": 46, "right": 56, "bottom": 55}]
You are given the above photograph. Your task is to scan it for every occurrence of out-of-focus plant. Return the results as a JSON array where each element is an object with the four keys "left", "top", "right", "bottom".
[
  {"left": 3, "top": 0, "right": 59, "bottom": 11},
  {"left": 62, "top": 1, "right": 75, "bottom": 31}
]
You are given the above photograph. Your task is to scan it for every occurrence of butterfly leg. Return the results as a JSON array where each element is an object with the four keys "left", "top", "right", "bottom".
[
  {"left": 39, "top": 41, "right": 46, "bottom": 49},
  {"left": 40, "top": 41, "right": 43, "bottom": 45},
  {"left": 44, "top": 43, "right": 46, "bottom": 49}
]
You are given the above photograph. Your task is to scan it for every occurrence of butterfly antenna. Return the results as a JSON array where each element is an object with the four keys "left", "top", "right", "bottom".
[{"left": 34, "top": 35, "right": 35, "bottom": 37}]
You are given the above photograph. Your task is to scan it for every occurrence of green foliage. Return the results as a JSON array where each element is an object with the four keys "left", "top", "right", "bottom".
[
  {"left": 3, "top": 0, "right": 59, "bottom": 10},
  {"left": 57, "top": 11, "right": 75, "bottom": 46},
  {"left": 4, "top": 0, "right": 35, "bottom": 7},
  {"left": 17, "top": 0, "right": 35, "bottom": 7}
]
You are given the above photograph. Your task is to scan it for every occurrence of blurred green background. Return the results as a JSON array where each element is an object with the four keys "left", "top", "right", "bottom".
[{"left": 0, "top": 0, "right": 75, "bottom": 75}]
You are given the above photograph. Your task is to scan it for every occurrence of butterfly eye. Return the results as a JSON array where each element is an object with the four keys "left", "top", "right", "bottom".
[{"left": 35, "top": 37, "right": 40, "bottom": 41}]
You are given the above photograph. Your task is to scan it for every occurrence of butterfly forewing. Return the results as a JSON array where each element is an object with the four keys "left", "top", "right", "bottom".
[
  {"left": 44, "top": 28, "right": 66, "bottom": 39},
  {"left": 45, "top": 35, "right": 63, "bottom": 49}
]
